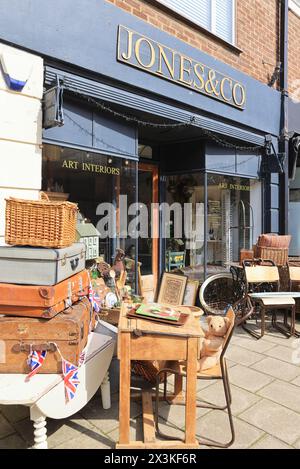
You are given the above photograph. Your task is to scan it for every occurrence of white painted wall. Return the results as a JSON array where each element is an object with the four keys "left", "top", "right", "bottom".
[{"left": 0, "top": 43, "right": 43, "bottom": 244}]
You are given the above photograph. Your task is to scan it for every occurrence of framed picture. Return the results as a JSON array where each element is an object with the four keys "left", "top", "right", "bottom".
[
  {"left": 183, "top": 280, "right": 199, "bottom": 306},
  {"left": 157, "top": 272, "right": 188, "bottom": 306}
]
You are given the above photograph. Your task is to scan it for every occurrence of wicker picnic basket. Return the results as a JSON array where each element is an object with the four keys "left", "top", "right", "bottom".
[{"left": 5, "top": 192, "right": 78, "bottom": 248}]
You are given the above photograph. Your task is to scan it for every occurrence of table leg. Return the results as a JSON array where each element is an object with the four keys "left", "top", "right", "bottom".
[
  {"left": 30, "top": 406, "right": 48, "bottom": 449},
  {"left": 118, "top": 332, "right": 131, "bottom": 445},
  {"left": 100, "top": 371, "right": 111, "bottom": 410},
  {"left": 185, "top": 337, "right": 198, "bottom": 445}
]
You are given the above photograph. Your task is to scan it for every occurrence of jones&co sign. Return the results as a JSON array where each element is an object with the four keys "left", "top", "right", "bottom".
[{"left": 117, "top": 25, "right": 246, "bottom": 109}]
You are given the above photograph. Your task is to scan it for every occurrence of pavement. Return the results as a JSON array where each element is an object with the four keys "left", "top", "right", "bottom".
[{"left": 1, "top": 318, "right": 300, "bottom": 449}]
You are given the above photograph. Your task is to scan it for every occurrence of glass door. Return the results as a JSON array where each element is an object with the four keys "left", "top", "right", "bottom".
[{"left": 138, "top": 163, "right": 159, "bottom": 288}]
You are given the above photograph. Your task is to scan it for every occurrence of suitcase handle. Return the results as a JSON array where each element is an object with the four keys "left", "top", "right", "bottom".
[
  {"left": 12, "top": 342, "right": 57, "bottom": 353},
  {"left": 70, "top": 257, "right": 79, "bottom": 271}
]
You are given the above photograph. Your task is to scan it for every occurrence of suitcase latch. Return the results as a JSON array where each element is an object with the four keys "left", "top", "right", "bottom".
[
  {"left": 61, "top": 254, "right": 67, "bottom": 267},
  {"left": 64, "top": 281, "right": 73, "bottom": 308},
  {"left": 12, "top": 342, "right": 57, "bottom": 353}
]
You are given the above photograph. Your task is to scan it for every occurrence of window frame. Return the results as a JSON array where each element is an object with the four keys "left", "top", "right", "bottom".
[
  {"left": 153, "top": 0, "right": 237, "bottom": 47},
  {"left": 289, "top": 0, "right": 300, "bottom": 18}
]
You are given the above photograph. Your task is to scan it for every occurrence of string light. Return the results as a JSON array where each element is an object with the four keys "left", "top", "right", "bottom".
[{"left": 66, "top": 88, "right": 263, "bottom": 153}]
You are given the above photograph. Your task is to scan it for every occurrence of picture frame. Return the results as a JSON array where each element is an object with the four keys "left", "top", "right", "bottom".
[
  {"left": 183, "top": 280, "right": 199, "bottom": 306},
  {"left": 157, "top": 272, "right": 188, "bottom": 306}
]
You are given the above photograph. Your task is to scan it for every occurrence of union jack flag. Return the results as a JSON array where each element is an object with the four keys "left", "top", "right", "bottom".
[
  {"left": 88, "top": 283, "right": 101, "bottom": 313},
  {"left": 26, "top": 350, "right": 47, "bottom": 380},
  {"left": 62, "top": 359, "right": 80, "bottom": 402},
  {"left": 78, "top": 349, "right": 86, "bottom": 367}
]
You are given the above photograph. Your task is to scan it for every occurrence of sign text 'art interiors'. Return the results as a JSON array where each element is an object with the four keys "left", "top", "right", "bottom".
[
  {"left": 62, "top": 160, "right": 120, "bottom": 175},
  {"left": 118, "top": 25, "right": 246, "bottom": 109}
]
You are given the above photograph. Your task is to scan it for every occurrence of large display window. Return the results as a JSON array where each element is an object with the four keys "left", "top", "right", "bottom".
[
  {"left": 42, "top": 144, "right": 137, "bottom": 266},
  {"left": 165, "top": 172, "right": 262, "bottom": 279}
]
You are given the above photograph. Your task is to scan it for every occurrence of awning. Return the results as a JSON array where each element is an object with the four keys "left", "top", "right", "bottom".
[{"left": 45, "top": 66, "right": 266, "bottom": 148}]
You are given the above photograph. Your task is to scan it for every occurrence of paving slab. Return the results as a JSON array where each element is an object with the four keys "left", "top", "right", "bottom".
[
  {"left": 0, "top": 405, "right": 29, "bottom": 423},
  {"left": 251, "top": 357, "right": 300, "bottom": 382},
  {"left": 293, "top": 438, "right": 300, "bottom": 449},
  {"left": 228, "top": 365, "right": 274, "bottom": 392},
  {"left": 225, "top": 344, "right": 263, "bottom": 366},
  {"left": 0, "top": 433, "right": 27, "bottom": 449},
  {"left": 198, "top": 381, "right": 261, "bottom": 416},
  {"left": 0, "top": 414, "right": 15, "bottom": 439},
  {"left": 14, "top": 416, "right": 92, "bottom": 449},
  {"left": 257, "top": 379, "right": 300, "bottom": 413},
  {"left": 261, "top": 333, "right": 297, "bottom": 347},
  {"left": 80, "top": 393, "right": 142, "bottom": 434},
  {"left": 239, "top": 399, "right": 300, "bottom": 445},
  {"left": 158, "top": 399, "right": 211, "bottom": 429},
  {"left": 291, "top": 376, "right": 300, "bottom": 387},
  {"left": 196, "top": 410, "right": 264, "bottom": 449},
  {"left": 231, "top": 335, "right": 276, "bottom": 354},
  {"left": 264, "top": 344, "right": 300, "bottom": 365},
  {"left": 108, "top": 416, "right": 148, "bottom": 443},
  {"left": 250, "top": 434, "right": 292, "bottom": 449}
]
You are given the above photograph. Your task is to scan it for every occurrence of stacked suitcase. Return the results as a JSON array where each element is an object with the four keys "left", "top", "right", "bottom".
[{"left": 0, "top": 243, "right": 95, "bottom": 374}]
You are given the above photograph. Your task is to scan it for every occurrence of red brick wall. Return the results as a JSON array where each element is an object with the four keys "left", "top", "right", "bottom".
[
  {"left": 107, "top": 0, "right": 300, "bottom": 100},
  {"left": 289, "top": 10, "right": 300, "bottom": 102},
  {"left": 106, "top": 0, "right": 280, "bottom": 87}
]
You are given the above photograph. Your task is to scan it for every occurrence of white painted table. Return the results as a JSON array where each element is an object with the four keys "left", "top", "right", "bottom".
[{"left": 0, "top": 327, "right": 115, "bottom": 449}]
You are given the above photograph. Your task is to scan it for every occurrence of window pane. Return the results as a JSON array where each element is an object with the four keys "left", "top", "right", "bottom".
[
  {"left": 42, "top": 144, "right": 137, "bottom": 271},
  {"left": 215, "top": 0, "right": 234, "bottom": 42},
  {"left": 159, "top": 0, "right": 211, "bottom": 30},
  {"left": 207, "top": 175, "right": 260, "bottom": 266}
]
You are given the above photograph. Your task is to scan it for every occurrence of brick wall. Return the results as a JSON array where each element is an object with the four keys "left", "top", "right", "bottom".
[
  {"left": 289, "top": 9, "right": 300, "bottom": 102},
  {"left": 106, "top": 0, "right": 280, "bottom": 87},
  {"left": 106, "top": 0, "right": 300, "bottom": 101}
]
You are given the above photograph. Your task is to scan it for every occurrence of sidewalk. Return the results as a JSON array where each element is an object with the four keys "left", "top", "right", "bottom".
[{"left": 1, "top": 323, "right": 300, "bottom": 449}]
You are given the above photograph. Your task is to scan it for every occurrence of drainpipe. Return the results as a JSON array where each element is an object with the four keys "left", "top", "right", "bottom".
[{"left": 279, "top": 0, "right": 289, "bottom": 234}]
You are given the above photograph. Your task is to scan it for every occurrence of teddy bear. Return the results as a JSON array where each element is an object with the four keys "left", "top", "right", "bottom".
[{"left": 198, "top": 315, "right": 231, "bottom": 371}]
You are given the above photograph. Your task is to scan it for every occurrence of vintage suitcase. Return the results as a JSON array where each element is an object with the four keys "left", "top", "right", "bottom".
[
  {"left": 0, "top": 297, "right": 94, "bottom": 374},
  {"left": 0, "top": 270, "right": 90, "bottom": 318},
  {"left": 0, "top": 243, "right": 86, "bottom": 286}
]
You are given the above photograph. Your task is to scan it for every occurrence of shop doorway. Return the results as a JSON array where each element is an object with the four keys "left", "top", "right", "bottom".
[{"left": 138, "top": 163, "right": 159, "bottom": 290}]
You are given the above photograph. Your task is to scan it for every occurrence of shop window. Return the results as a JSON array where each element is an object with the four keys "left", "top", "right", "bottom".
[
  {"left": 165, "top": 173, "right": 261, "bottom": 279},
  {"left": 207, "top": 174, "right": 261, "bottom": 266},
  {"left": 156, "top": 0, "right": 236, "bottom": 44},
  {"left": 42, "top": 144, "right": 137, "bottom": 280}
]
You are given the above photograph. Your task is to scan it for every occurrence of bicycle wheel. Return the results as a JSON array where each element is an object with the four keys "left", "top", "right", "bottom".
[{"left": 199, "top": 273, "right": 237, "bottom": 315}]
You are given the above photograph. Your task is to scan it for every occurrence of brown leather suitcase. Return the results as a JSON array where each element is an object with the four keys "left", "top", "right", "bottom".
[
  {"left": 0, "top": 270, "right": 89, "bottom": 318},
  {"left": 0, "top": 297, "right": 94, "bottom": 374}
]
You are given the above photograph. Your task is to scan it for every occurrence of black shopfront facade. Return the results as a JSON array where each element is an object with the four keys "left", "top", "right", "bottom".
[{"left": 0, "top": 0, "right": 284, "bottom": 290}]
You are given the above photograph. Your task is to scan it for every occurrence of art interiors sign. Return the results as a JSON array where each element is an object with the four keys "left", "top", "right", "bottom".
[{"left": 118, "top": 25, "right": 246, "bottom": 109}]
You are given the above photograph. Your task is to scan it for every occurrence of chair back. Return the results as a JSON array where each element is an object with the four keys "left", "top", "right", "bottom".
[
  {"left": 220, "top": 306, "right": 235, "bottom": 358},
  {"left": 288, "top": 265, "right": 300, "bottom": 291},
  {"left": 288, "top": 266, "right": 300, "bottom": 282},
  {"left": 244, "top": 265, "right": 279, "bottom": 285}
]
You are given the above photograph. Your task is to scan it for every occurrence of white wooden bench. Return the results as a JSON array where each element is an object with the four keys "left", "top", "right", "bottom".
[{"left": 0, "top": 327, "right": 115, "bottom": 449}]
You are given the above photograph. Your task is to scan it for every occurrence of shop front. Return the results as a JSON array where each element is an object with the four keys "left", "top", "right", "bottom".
[{"left": 0, "top": 0, "right": 282, "bottom": 291}]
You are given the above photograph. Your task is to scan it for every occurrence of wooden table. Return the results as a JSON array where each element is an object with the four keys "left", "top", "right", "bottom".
[{"left": 117, "top": 303, "right": 205, "bottom": 449}]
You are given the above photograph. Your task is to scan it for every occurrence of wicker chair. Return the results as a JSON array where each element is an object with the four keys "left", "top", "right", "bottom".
[
  {"left": 254, "top": 234, "right": 291, "bottom": 267},
  {"left": 154, "top": 307, "right": 236, "bottom": 448}
]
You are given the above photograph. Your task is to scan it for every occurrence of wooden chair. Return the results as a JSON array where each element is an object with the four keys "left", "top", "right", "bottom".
[
  {"left": 242, "top": 260, "right": 296, "bottom": 339},
  {"left": 287, "top": 264, "right": 300, "bottom": 337},
  {"left": 154, "top": 307, "right": 236, "bottom": 448}
]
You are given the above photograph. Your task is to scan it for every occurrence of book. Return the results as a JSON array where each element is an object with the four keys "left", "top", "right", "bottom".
[{"left": 135, "top": 303, "right": 181, "bottom": 322}]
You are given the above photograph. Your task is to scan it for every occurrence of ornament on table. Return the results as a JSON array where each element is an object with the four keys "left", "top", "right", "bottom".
[
  {"left": 97, "top": 258, "right": 111, "bottom": 280},
  {"left": 112, "top": 248, "right": 125, "bottom": 277}
]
